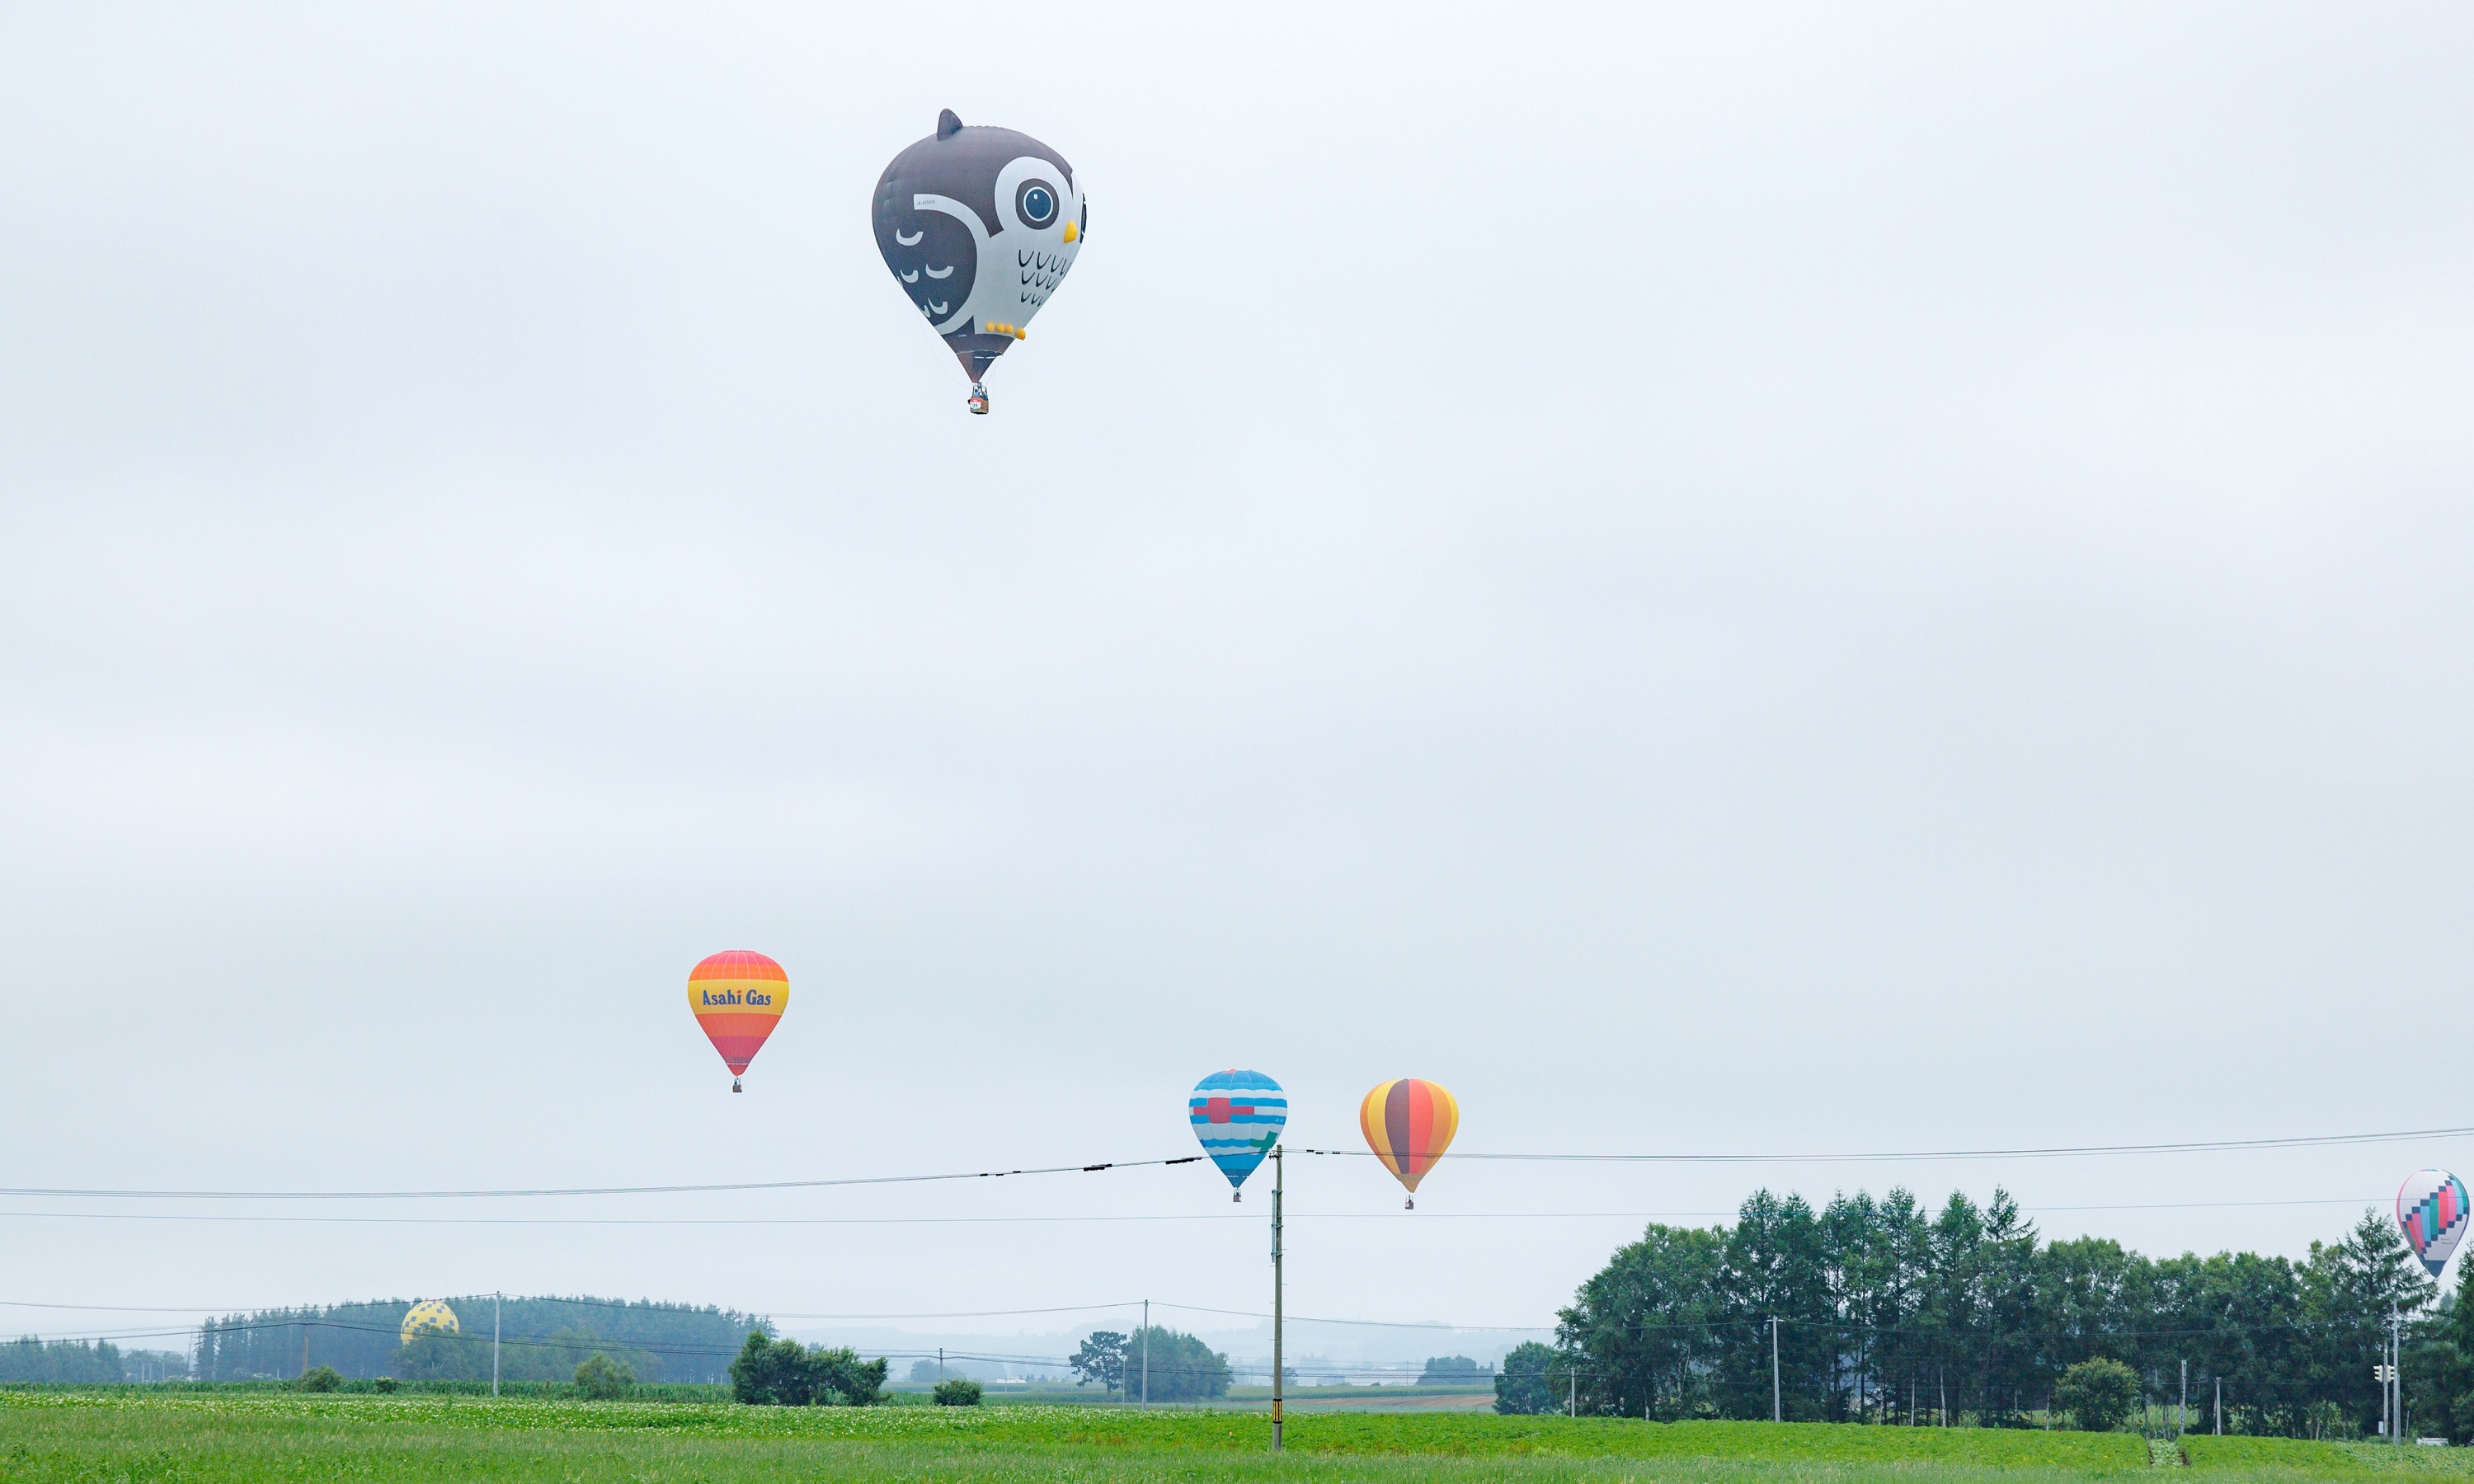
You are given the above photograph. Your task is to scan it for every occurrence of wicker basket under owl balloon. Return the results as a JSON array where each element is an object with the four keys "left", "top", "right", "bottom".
[{"left": 873, "top": 110, "right": 1085, "bottom": 415}]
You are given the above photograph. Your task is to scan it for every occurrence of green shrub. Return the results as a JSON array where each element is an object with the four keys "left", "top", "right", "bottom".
[
  {"left": 726, "top": 1332, "right": 887, "bottom": 1407},
  {"left": 573, "top": 1353, "right": 635, "bottom": 1400},
  {"left": 294, "top": 1365, "right": 341, "bottom": 1392},
  {"left": 932, "top": 1377, "right": 983, "bottom": 1407},
  {"left": 371, "top": 1376, "right": 398, "bottom": 1393},
  {"left": 814, "top": 1347, "right": 889, "bottom": 1407},
  {"left": 1495, "top": 1341, "right": 1564, "bottom": 1416},
  {"left": 2055, "top": 1358, "right": 2140, "bottom": 1433}
]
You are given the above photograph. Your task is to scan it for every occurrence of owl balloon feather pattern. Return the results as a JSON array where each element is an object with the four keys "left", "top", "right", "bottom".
[{"left": 873, "top": 110, "right": 1085, "bottom": 415}]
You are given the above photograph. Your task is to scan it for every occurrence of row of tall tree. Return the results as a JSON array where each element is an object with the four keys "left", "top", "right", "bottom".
[
  {"left": 1497, "top": 1187, "right": 2472, "bottom": 1439},
  {"left": 194, "top": 1295, "right": 764, "bottom": 1383},
  {"left": 0, "top": 1338, "right": 129, "bottom": 1384}
]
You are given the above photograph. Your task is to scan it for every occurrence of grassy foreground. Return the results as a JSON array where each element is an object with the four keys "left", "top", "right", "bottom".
[{"left": 0, "top": 1390, "right": 2462, "bottom": 1482}]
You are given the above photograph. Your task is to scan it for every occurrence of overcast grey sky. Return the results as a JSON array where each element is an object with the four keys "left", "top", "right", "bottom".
[{"left": 2, "top": 3, "right": 2470, "bottom": 1352}]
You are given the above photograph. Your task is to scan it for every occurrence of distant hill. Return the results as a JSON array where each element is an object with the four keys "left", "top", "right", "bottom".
[{"left": 196, "top": 1295, "right": 767, "bottom": 1384}]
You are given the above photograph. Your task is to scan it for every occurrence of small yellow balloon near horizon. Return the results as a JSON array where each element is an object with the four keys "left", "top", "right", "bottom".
[{"left": 400, "top": 1299, "right": 459, "bottom": 1345}]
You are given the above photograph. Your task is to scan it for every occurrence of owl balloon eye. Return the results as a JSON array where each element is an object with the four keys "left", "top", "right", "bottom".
[{"left": 1016, "top": 181, "right": 1058, "bottom": 228}]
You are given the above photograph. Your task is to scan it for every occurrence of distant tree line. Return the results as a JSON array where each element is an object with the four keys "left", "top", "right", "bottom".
[
  {"left": 0, "top": 1338, "right": 129, "bottom": 1384},
  {"left": 1495, "top": 1186, "right": 2474, "bottom": 1440},
  {"left": 194, "top": 1296, "right": 764, "bottom": 1384}
]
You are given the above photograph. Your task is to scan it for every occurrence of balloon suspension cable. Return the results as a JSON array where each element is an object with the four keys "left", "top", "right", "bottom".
[{"left": 967, "top": 382, "right": 989, "bottom": 416}]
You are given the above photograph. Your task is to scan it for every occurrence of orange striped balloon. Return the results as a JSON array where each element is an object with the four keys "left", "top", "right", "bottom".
[
  {"left": 1359, "top": 1078, "right": 1459, "bottom": 1208},
  {"left": 688, "top": 951, "right": 788, "bottom": 1092}
]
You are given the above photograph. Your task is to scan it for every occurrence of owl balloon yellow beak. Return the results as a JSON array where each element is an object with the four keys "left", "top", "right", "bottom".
[{"left": 1063, "top": 218, "right": 1079, "bottom": 244}]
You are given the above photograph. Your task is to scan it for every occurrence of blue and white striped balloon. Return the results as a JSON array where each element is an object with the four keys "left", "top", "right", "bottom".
[{"left": 1189, "top": 1069, "right": 1286, "bottom": 1200}]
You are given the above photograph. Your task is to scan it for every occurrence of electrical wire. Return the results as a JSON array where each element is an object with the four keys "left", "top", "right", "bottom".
[
  {"left": 1291, "top": 1124, "right": 2474, "bottom": 1165},
  {"left": 1154, "top": 1302, "right": 1550, "bottom": 1332},
  {"left": 0, "top": 1195, "right": 2385, "bottom": 1228},
  {"left": 3, "top": 1120, "right": 2457, "bottom": 1203},
  {"left": 0, "top": 1296, "right": 1149, "bottom": 1322},
  {"left": 0, "top": 1158, "right": 1202, "bottom": 1203}
]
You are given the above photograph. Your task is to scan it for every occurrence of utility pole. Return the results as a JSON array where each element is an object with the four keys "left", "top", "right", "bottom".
[
  {"left": 2179, "top": 1359, "right": 2187, "bottom": 1438},
  {"left": 1569, "top": 1366, "right": 1578, "bottom": 1418},
  {"left": 2392, "top": 1308, "right": 2403, "bottom": 1444},
  {"left": 1271, "top": 1145, "right": 1284, "bottom": 1453},
  {"left": 492, "top": 1293, "right": 501, "bottom": 1399},
  {"left": 2214, "top": 1376, "right": 2222, "bottom": 1435},
  {"left": 1771, "top": 1317, "right": 1780, "bottom": 1423},
  {"left": 1141, "top": 1299, "right": 1150, "bottom": 1410},
  {"left": 938, "top": 1348, "right": 944, "bottom": 1385}
]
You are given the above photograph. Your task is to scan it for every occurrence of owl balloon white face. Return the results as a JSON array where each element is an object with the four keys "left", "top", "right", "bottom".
[{"left": 872, "top": 110, "right": 1085, "bottom": 414}]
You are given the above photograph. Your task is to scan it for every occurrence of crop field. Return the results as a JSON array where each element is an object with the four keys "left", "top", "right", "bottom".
[
  {"left": 873, "top": 1383, "right": 1498, "bottom": 1413},
  {"left": 8, "top": 1392, "right": 2474, "bottom": 1483}
]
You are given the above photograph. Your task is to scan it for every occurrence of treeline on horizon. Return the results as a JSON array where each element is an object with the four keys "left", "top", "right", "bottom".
[
  {"left": 195, "top": 1296, "right": 765, "bottom": 1385},
  {"left": 1494, "top": 1186, "right": 2474, "bottom": 1441},
  {"left": 0, "top": 1337, "right": 136, "bottom": 1385}
]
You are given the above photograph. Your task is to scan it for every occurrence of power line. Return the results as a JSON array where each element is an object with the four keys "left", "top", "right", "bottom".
[
  {"left": 1155, "top": 1301, "right": 1550, "bottom": 1332},
  {"left": 2, "top": 1120, "right": 2458, "bottom": 1203},
  {"left": 0, "top": 1195, "right": 2386, "bottom": 1228},
  {"left": 0, "top": 1295, "right": 1149, "bottom": 1322},
  {"left": 0, "top": 1158, "right": 1202, "bottom": 1203},
  {"left": 0, "top": 1294, "right": 762, "bottom": 1318},
  {"left": 1292, "top": 1124, "right": 2474, "bottom": 1166},
  {"left": 764, "top": 1303, "right": 1140, "bottom": 1321}
]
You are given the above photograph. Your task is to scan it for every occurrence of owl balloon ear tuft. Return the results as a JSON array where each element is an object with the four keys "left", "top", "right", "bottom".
[{"left": 873, "top": 113, "right": 1084, "bottom": 414}]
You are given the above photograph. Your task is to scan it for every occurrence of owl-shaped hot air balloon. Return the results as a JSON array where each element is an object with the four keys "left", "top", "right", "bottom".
[
  {"left": 688, "top": 951, "right": 788, "bottom": 1093},
  {"left": 2399, "top": 1168, "right": 2469, "bottom": 1278},
  {"left": 1361, "top": 1078, "right": 1458, "bottom": 1209},
  {"left": 1189, "top": 1069, "right": 1286, "bottom": 1201},
  {"left": 872, "top": 109, "right": 1085, "bottom": 415}
]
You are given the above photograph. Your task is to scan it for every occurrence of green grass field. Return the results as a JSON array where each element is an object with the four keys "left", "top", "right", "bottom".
[{"left": 0, "top": 1391, "right": 2464, "bottom": 1482}]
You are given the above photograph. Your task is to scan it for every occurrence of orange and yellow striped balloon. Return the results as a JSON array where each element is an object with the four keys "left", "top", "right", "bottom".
[
  {"left": 1359, "top": 1078, "right": 1459, "bottom": 1207},
  {"left": 689, "top": 951, "right": 788, "bottom": 1091}
]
